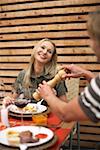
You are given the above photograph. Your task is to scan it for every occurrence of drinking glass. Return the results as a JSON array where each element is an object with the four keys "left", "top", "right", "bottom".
[
  {"left": 14, "top": 99, "right": 29, "bottom": 125},
  {"left": 11, "top": 84, "right": 25, "bottom": 125}
]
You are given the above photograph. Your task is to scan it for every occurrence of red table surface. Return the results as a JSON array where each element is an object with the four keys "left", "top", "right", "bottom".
[{"left": 46, "top": 113, "right": 71, "bottom": 149}]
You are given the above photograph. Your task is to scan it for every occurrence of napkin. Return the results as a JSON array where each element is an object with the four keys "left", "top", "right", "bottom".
[{"left": 1, "top": 106, "right": 10, "bottom": 127}]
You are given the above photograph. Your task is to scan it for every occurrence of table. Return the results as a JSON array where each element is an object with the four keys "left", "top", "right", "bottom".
[{"left": 0, "top": 108, "right": 75, "bottom": 150}]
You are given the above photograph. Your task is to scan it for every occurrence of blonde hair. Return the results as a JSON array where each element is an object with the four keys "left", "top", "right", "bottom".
[
  {"left": 23, "top": 38, "right": 57, "bottom": 88},
  {"left": 88, "top": 9, "right": 100, "bottom": 45}
]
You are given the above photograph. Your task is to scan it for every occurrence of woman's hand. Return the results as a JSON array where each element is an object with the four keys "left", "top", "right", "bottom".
[{"left": 2, "top": 96, "right": 15, "bottom": 107}]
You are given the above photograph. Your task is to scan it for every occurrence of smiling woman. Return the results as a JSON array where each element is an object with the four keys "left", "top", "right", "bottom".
[{"left": 3, "top": 38, "right": 68, "bottom": 107}]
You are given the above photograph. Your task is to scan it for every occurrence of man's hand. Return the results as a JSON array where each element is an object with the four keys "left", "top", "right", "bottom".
[{"left": 38, "top": 81, "right": 55, "bottom": 100}]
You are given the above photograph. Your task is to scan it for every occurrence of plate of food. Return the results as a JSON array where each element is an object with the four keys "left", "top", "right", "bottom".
[
  {"left": 0, "top": 126, "right": 54, "bottom": 148},
  {"left": 9, "top": 103, "right": 47, "bottom": 117}
]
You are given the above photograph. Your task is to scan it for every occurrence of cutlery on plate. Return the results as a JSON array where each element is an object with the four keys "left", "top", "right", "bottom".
[{"left": 37, "top": 99, "right": 44, "bottom": 105}]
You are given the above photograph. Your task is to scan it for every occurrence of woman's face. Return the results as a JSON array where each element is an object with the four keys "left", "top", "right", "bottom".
[{"left": 34, "top": 41, "right": 55, "bottom": 64}]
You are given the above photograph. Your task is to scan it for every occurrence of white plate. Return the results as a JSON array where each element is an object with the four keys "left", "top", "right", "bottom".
[
  {"left": 9, "top": 103, "right": 47, "bottom": 115},
  {"left": 0, "top": 126, "right": 54, "bottom": 148}
]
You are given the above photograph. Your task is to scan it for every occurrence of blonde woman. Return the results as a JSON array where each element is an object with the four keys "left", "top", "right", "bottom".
[{"left": 3, "top": 38, "right": 67, "bottom": 106}]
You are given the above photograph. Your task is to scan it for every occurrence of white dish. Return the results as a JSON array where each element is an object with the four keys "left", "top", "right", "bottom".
[
  {"left": 0, "top": 126, "right": 54, "bottom": 148},
  {"left": 9, "top": 103, "right": 47, "bottom": 115}
]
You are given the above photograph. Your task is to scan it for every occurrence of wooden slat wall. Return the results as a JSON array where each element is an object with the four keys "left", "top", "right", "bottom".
[{"left": 0, "top": 0, "right": 100, "bottom": 148}]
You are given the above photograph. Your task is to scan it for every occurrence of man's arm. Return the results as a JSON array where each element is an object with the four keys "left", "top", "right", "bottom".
[{"left": 38, "top": 81, "right": 89, "bottom": 122}]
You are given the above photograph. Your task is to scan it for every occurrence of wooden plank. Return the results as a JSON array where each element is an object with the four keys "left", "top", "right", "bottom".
[
  {"left": 66, "top": 140, "right": 97, "bottom": 148},
  {"left": 0, "top": 39, "right": 90, "bottom": 48},
  {"left": 0, "top": 47, "right": 94, "bottom": 55},
  {"left": 0, "top": 49, "right": 32, "bottom": 55},
  {"left": 57, "top": 47, "right": 94, "bottom": 54},
  {"left": 0, "top": 0, "right": 33, "bottom": 4},
  {"left": 58, "top": 55, "right": 97, "bottom": 63},
  {"left": 0, "top": 6, "right": 98, "bottom": 19},
  {"left": 0, "top": 31, "right": 88, "bottom": 41},
  {"left": 0, "top": 23, "right": 87, "bottom": 33},
  {"left": 0, "top": 56, "right": 30, "bottom": 62},
  {"left": 0, "top": 55, "right": 97, "bottom": 63},
  {"left": 0, "top": 15, "right": 87, "bottom": 27},
  {"left": 0, "top": 70, "right": 19, "bottom": 76},
  {"left": 74, "top": 134, "right": 100, "bottom": 141},
  {"left": 0, "top": 63, "right": 28, "bottom": 69},
  {"left": 73, "top": 141, "right": 96, "bottom": 148},
  {"left": 0, "top": 0, "right": 99, "bottom": 6},
  {"left": 0, "top": 77, "right": 16, "bottom": 83},
  {"left": 80, "top": 121, "right": 100, "bottom": 127},
  {"left": 0, "top": 0, "right": 99, "bottom": 12},
  {"left": 0, "top": 63, "right": 100, "bottom": 71},
  {"left": 80, "top": 126, "right": 100, "bottom": 134},
  {"left": 1, "top": 84, "right": 14, "bottom": 91}
]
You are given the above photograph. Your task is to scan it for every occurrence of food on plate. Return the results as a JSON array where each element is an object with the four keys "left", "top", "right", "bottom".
[
  {"left": 6, "top": 130, "right": 20, "bottom": 145},
  {"left": 23, "top": 104, "right": 37, "bottom": 112},
  {"left": 6, "top": 130, "right": 19, "bottom": 137},
  {"left": 19, "top": 130, "right": 39, "bottom": 143},
  {"left": 6, "top": 130, "right": 39, "bottom": 145},
  {"left": 9, "top": 103, "right": 38, "bottom": 114},
  {"left": 35, "top": 133, "right": 48, "bottom": 139}
]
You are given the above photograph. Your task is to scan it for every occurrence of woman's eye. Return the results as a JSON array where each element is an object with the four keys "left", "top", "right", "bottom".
[
  {"left": 47, "top": 50, "right": 52, "bottom": 54},
  {"left": 41, "top": 46, "right": 45, "bottom": 49},
  {"left": 47, "top": 49, "right": 54, "bottom": 54}
]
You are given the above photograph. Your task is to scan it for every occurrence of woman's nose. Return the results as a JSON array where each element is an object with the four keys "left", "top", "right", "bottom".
[{"left": 43, "top": 49, "right": 47, "bottom": 54}]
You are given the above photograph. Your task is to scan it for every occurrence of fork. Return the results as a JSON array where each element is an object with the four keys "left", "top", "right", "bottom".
[{"left": 37, "top": 99, "right": 44, "bottom": 105}]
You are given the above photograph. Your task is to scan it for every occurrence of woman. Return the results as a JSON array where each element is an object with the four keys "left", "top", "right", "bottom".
[{"left": 3, "top": 38, "right": 67, "bottom": 106}]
